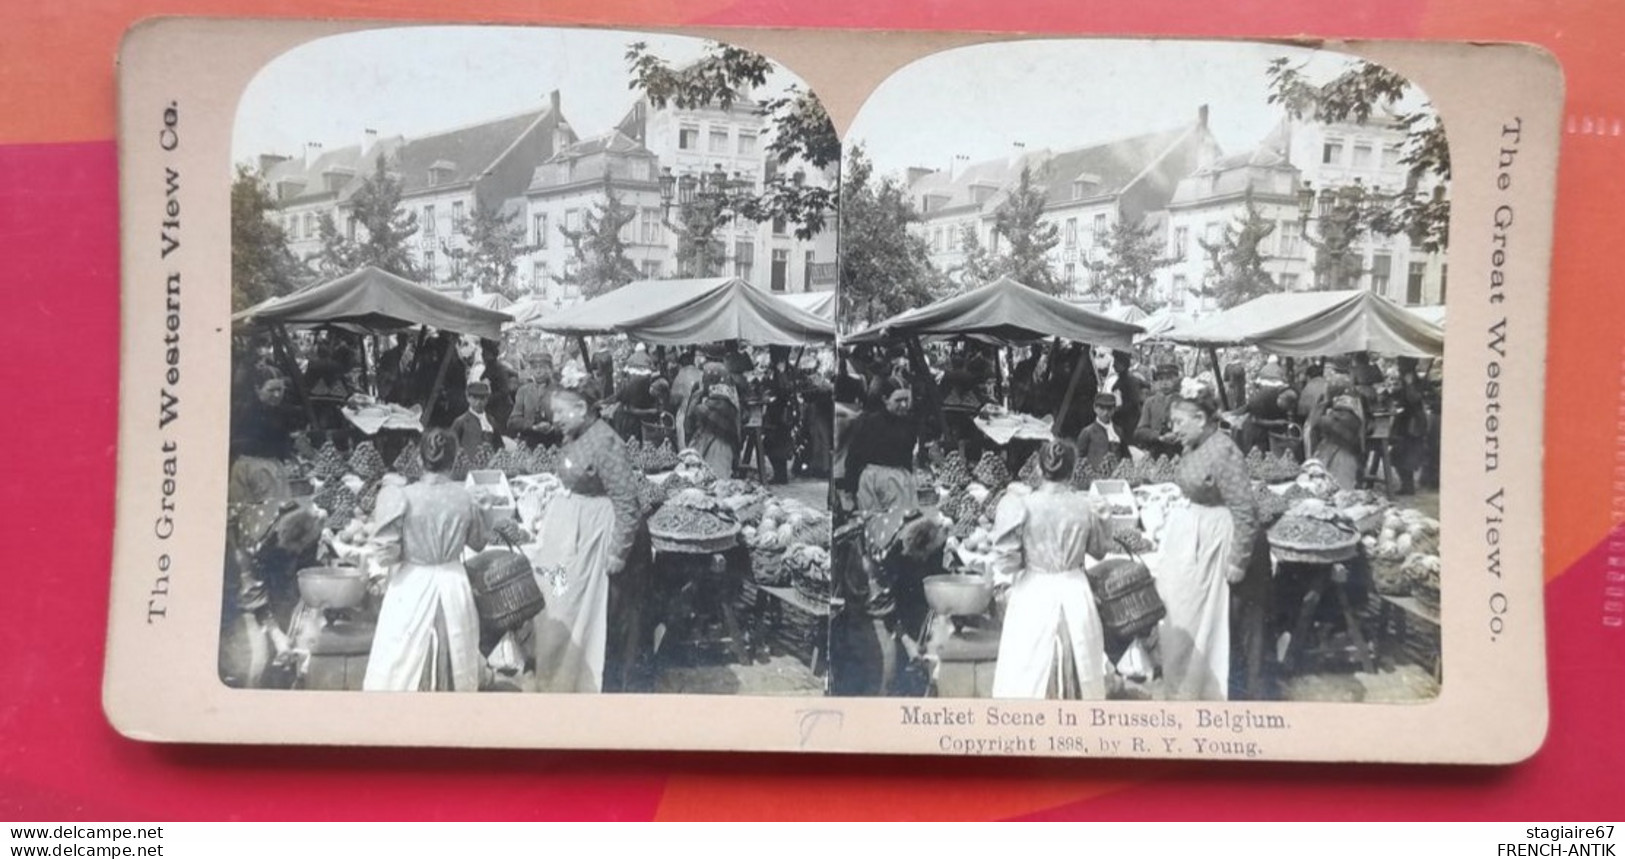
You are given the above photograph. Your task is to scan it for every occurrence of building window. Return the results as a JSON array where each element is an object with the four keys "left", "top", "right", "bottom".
[
  {"left": 773, "top": 216, "right": 787, "bottom": 236},
  {"left": 770, "top": 249, "right": 789, "bottom": 292},
  {"left": 734, "top": 241, "right": 754, "bottom": 283},
  {"left": 1172, "top": 273, "right": 1188, "bottom": 299},
  {"left": 803, "top": 250, "right": 815, "bottom": 290},
  {"left": 1407, "top": 262, "right": 1426, "bottom": 305},
  {"left": 532, "top": 261, "right": 550, "bottom": 298},
  {"left": 422, "top": 205, "right": 436, "bottom": 237},
  {"left": 303, "top": 213, "right": 315, "bottom": 239},
  {"left": 1172, "top": 226, "right": 1189, "bottom": 259},
  {"left": 679, "top": 125, "right": 699, "bottom": 150},
  {"left": 641, "top": 208, "right": 662, "bottom": 245},
  {"left": 1277, "top": 221, "right": 1302, "bottom": 257},
  {"left": 642, "top": 260, "right": 662, "bottom": 279},
  {"left": 565, "top": 208, "right": 581, "bottom": 232},
  {"left": 1064, "top": 263, "right": 1076, "bottom": 286},
  {"left": 452, "top": 200, "right": 465, "bottom": 230},
  {"left": 1371, "top": 254, "right": 1393, "bottom": 296},
  {"left": 1093, "top": 213, "right": 1108, "bottom": 236},
  {"left": 423, "top": 249, "right": 437, "bottom": 282},
  {"left": 1322, "top": 139, "right": 1344, "bottom": 165},
  {"left": 1382, "top": 144, "right": 1404, "bottom": 170},
  {"left": 1353, "top": 142, "right": 1374, "bottom": 168},
  {"left": 1065, "top": 218, "right": 1078, "bottom": 249},
  {"left": 347, "top": 216, "right": 357, "bottom": 241},
  {"left": 1204, "top": 221, "right": 1222, "bottom": 247},
  {"left": 709, "top": 128, "right": 729, "bottom": 154},
  {"left": 533, "top": 213, "right": 548, "bottom": 248},
  {"left": 1279, "top": 273, "right": 1299, "bottom": 291},
  {"left": 738, "top": 131, "right": 758, "bottom": 156}
]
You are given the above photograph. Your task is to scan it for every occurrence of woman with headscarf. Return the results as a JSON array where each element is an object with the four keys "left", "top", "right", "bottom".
[
  {"left": 363, "top": 428, "right": 490, "bottom": 692},
  {"left": 842, "top": 377, "right": 920, "bottom": 516},
  {"left": 684, "top": 366, "right": 742, "bottom": 480},
  {"left": 1312, "top": 394, "right": 1366, "bottom": 492},
  {"left": 988, "top": 440, "right": 1116, "bottom": 699},
  {"left": 530, "top": 387, "right": 650, "bottom": 693},
  {"left": 1155, "top": 393, "right": 1260, "bottom": 701}
]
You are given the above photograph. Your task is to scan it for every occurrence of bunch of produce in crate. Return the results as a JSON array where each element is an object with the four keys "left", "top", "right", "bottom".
[
  {"left": 1400, "top": 552, "right": 1442, "bottom": 612},
  {"left": 391, "top": 441, "right": 424, "bottom": 480},
  {"left": 784, "top": 542, "right": 833, "bottom": 602},
  {"left": 487, "top": 446, "right": 528, "bottom": 479},
  {"left": 648, "top": 488, "right": 739, "bottom": 552},
  {"left": 629, "top": 439, "right": 680, "bottom": 474},
  {"left": 312, "top": 441, "right": 348, "bottom": 482},
  {"left": 972, "top": 451, "right": 1012, "bottom": 493},
  {"left": 347, "top": 441, "right": 387, "bottom": 481},
  {"left": 524, "top": 444, "right": 561, "bottom": 475},
  {"left": 934, "top": 450, "right": 972, "bottom": 490},
  {"left": 1246, "top": 449, "right": 1301, "bottom": 484},
  {"left": 1110, "top": 522, "right": 1156, "bottom": 554}
]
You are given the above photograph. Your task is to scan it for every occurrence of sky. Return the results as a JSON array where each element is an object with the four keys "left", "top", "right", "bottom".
[
  {"left": 231, "top": 26, "right": 805, "bottom": 168},
  {"left": 847, "top": 39, "right": 1429, "bottom": 180}
]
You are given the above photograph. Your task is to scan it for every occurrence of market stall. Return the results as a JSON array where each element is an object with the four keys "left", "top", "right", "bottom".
[
  {"left": 530, "top": 277, "right": 837, "bottom": 682},
  {"left": 777, "top": 289, "right": 838, "bottom": 321}
]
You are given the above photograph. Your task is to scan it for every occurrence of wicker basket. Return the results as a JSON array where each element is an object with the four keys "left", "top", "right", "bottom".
[
  {"left": 465, "top": 548, "right": 545, "bottom": 633},
  {"left": 649, "top": 523, "right": 741, "bottom": 555},
  {"left": 1268, "top": 532, "right": 1361, "bottom": 564},
  {"left": 1088, "top": 556, "right": 1165, "bottom": 639}
]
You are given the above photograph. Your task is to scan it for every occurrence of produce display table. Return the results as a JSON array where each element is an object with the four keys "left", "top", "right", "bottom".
[
  {"left": 747, "top": 583, "right": 831, "bottom": 675},
  {"left": 1374, "top": 594, "right": 1442, "bottom": 681}
]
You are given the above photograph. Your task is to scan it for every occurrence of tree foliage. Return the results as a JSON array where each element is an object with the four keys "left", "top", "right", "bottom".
[
  {"left": 555, "top": 184, "right": 642, "bottom": 299},
  {"left": 1196, "top": 197, "right": 1279, "bottom": 309},
  {"left": 1088, "top": 215, "right": 1174, "bottom": 307},
  {"left": 1266, "top": 56, "right": 1450, "bottom": 252},
  {"left": 838, "top": 146, "right": 949, "bottom": 329},
  {"left": 988, "top": 166, "right": 1063, "bottom": 294},
  {"left": 448, "top": 202, "right": 534, "bottom": 301},
  {"left": 317, "top": 154, "right": 421, "bottom": 279},
  {"left": 230, "top": 164, "right": 307, "bottom": 312},
  {"left": 625, "top": 40, "right": 839, "bottom": 239}
]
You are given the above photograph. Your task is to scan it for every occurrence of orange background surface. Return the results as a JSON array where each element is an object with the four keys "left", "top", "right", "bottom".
[{"left": 2, "top": 0, "right": 1620, "bottom": 821}]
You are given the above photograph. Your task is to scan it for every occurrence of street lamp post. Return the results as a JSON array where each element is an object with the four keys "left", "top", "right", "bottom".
[
  {"left": 658, "top": 163, "right": 755, "bottom": 278},
  {"left": 1297, "top": 179, "right": 1395, "bottom": 292}
]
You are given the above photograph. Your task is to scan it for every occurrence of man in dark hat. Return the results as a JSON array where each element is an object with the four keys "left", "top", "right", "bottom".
[
  {"left": 1076, "top": 391, "right": 1126, "bottom": 469},
  {"left": 450, "top": 379, "right": 499, "bottom": 454},
  {"left": 1132, "top": 363, "right": 1183, "bottom": 460}
]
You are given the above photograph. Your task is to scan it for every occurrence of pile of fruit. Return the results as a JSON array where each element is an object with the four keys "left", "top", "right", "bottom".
[
  {"left": 347, "top": 442, "right": 386, "bottom": 481},
  {"left": 669, "top": 449, "right": 719, "bottom": 488},
  {"left": 1110, "top": 523, "right": 1156, "bottom": 554},
  {"left": 391, "top": 442, "right": 424, "bottom": 480},
  {"left": 1245, "top": 449, "right": 1301, "bottom": 483},
  {"left": 1251, "top": 486, "right": 1293, "bottom": 524},
  {"left": 1364, "top": 508, "right": 1441, "bottom": 563},
  {"left": 784, "top": 542, "right": 833, "bottom": 601},
  {"left": 1072, "top": 453, "right": 1182, "bottom": 488},
  {"left": 312, "top": 481, "right": 358, "bottom": 531},
  {"left": 743, "top": 498, "right": 829, "bottom": 552},
  {"left": 933, "top": 450, "right": 972, "bottom": 490},
  {"left": 972, "top": 451, "right": 1012, "bottom": 493},
  {"left": 468, "top": 442, "right": 495, "bottom": 471},
  {"left": 625, "top": 438, "right": 681, "bottom": 474},
  {"left": 311, "top": 441, "right": 348, "bottom": 482},
  {"left": 649, "top": 504, "right": 735, "bottom": 538},
  {"left": 1269, "top": 514, "right": 1357, "bottom": 548}
]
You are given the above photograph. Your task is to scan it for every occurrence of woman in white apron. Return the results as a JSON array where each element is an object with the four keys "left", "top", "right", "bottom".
[
  {"left": 531, "top": 387, "right": 649, "bottom": 693},
  {"left": 363, "top": 428, "right": 489, "bottom": 692},
  {"left": 989, "top": 440, "right": 1116, "bottom": 699},
  {"left": 1155, "top": 395, "right": 1260, "bottom": 701}
]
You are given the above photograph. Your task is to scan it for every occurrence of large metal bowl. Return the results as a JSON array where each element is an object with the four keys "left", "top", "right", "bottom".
[
  {"left": 923, "top": 574, "right": 994, "bottom": 617},
  {"left": 296, "top": 566, "right": 368, "bottom": 611}
]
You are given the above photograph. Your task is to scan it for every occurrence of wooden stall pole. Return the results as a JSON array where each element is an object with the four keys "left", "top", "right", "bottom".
[
  {"left": 1052, "top": 343, "right": 1091, "bottom": 437},
  {"left": 903, "top": 335, "right": 946, "bottom": 445},
  {"left": 1208, "top": 346, "right": 1230, "bottom": 411},
  {"left": 269, "top": 323, "right": 320, "bottom": 432},
  {"left": 419, "top": 333, "right": 458, "bottom": 429}
]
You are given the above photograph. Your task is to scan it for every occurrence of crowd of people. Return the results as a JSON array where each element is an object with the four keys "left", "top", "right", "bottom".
[
  {"left": 223, "top": 326, "right": 837, "bottom": 695},
  {"left": 825, "top": 337, "right": 1443, "bottom": 703}
]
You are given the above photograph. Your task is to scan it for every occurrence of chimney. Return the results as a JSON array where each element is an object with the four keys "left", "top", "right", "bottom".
[
  {"left": 906, "top": 167, "right": 933, "bottom": 186},
  {"left": 363, "top": 128, "right": 378, "bottom": 153},
  {"left": 258, "top": 153, "right": 290, "bottom": 175},
  {"left": 548, "top": 89, "right": 562, "bottom": 117},
  {"left": 1197, "top": 104, "right": 1209, "bottom": 128},
  {"left": 304, "top": 141, "right": 323, "bottom": 166}
]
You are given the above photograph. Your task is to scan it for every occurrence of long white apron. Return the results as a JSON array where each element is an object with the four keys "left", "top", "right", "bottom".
[
  {"left": 992, "top": 569, "right": 1107, "bottom": 699},
  {"left": 1155, "top": 503, "right": 1234, "bottom": 701},
  {"left": 530, "top": 493, "right": 616, "bottom": 694},
  {"left": 362, "top": 561, "right": 481, "bottom": 692}
]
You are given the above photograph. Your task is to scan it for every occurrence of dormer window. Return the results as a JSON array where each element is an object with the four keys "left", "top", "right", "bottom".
[
  {"left": 1071, "top": 172, "right": 1100, "bottom": 200},
  {"left": 428, "top": 159, "right": 457, "bottom": 185}
]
